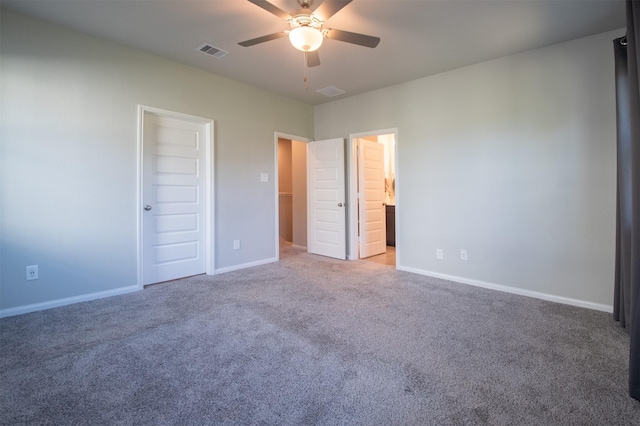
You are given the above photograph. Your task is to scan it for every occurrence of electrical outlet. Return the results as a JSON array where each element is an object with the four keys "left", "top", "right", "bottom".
[
  {"left": 460, "top": 250, "right": 468, "bottom": 261},
  {"left": 436, "top": 249, "right": 444, "bottom": 260},
  {"left": 260, "top": 173, "right": 269, "bottom": 183},
  {"left": 233, "top": 240, "right": 241, "bottom": 250},
  {"left": 26, "top": 265, "right": 39, "bottom": 281}
]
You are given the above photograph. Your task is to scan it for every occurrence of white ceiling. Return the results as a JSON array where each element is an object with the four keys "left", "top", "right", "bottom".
[{"left": 1, "top": 0, "right": 626, "bottom": 105}]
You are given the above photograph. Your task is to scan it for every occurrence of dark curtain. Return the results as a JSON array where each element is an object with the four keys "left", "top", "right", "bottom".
[{"left": 614, "top": 0, "right": 640, "bottom": 401}]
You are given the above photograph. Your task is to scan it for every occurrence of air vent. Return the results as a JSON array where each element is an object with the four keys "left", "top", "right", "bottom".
[
  {"left": 316, "top": 86, "right": 346, "bottom": 97},
  {"left": 196, "top": 43, "right": 229, "bottom": 59}
]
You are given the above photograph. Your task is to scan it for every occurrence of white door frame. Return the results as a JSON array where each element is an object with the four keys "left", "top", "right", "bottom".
[
  {"left": 274, "top": 132, "right": 311, "bottom": 260},
  {"left": 137, "top": 105, "right": 215, "bottom": 289},
  {"left": 348, "top": 128, "right": 399, "bottom": 261}
]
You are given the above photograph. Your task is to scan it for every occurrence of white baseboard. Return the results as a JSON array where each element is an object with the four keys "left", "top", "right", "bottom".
[
  {"left": 1, "top": 256, "right": 279, "bottom": 317},
  {"left": 2, "top": 262, "right": 610, "bottom": 318},
  {"left": 214, "top": 257, "right": 278, "bottom": 274},
  {"left": 291, "top": 245, "right": 307, "bottom": 250},
  {"left": 396, "top": 265, "right": 613, "bottom": 313},
  {"left": 0, "top": 285, "right": 141, "bottom": 319}
]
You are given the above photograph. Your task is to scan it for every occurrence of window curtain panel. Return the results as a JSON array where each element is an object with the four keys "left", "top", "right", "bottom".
[{"left": 614, "top": 0, "right": 640, "bottom": 401}]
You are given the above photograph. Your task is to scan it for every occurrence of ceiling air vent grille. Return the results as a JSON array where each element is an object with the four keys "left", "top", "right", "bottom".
[
  {"left": 316, "top": 86, "right": 346, "bottom": 97},
  {"left": 196, "top": 43, "right": 229, "bottom": 59}
]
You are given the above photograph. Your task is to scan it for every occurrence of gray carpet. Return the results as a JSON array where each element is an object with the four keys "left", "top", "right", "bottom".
[{"left": 1, "top": 245, "right": 639, "bottom": 425}]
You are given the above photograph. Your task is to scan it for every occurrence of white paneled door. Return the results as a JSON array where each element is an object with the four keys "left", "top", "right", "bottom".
[
  {"left": 142, "top": 112, "right": 207, "bottom": 285},
  {"left": 358, "top": 139, "right": 386, "bottom": 258},
  {"left": 307, "top": 138, "right": 346, "bottom": 259}
]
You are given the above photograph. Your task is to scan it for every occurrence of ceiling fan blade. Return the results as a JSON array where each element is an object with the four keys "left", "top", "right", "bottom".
[
  {"left": 238, "top": 31, "right": 287, "bottom": 47},
  {"left": 238, "top": 32, "right": 288, "bottom": 47},
  {"left": 247, "top": 0, "right": 291, "bottom": 20},
  {"left": 313, "top": 1, "right": 352, "bottom": 21},
  {"left": 325, "top": 28, "right": 380, "bottom": 48},
  {"left": 306, "top": 51, "right": 321, "bottom": 67}
]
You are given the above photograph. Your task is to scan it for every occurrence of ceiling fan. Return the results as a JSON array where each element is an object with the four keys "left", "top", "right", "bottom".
[{"left": 238, "top": 0, "right": 381, "bottom": 67}]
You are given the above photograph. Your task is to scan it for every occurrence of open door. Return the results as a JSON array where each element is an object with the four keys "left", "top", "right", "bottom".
[
  {"left": 358, "top": 139, "right": 386, "bottom": 258},
  {"left": 348, "top": 129, "right": 397, "bottom": 263},
  {"left": 307, "top": 138, "right": 346, "bottom": 259}
]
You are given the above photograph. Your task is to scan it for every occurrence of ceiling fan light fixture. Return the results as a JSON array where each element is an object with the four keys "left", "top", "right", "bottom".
[{"left": 289, "top": 26, "right": 323, "bottom": 52}]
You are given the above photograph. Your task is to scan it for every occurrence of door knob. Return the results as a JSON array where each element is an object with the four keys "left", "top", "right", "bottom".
[
  {"left": 338, "top": 203, "right": 343, "bottom": 207},
  {"left": 144, "top": 205, "right": 152, "bottom": 211}
]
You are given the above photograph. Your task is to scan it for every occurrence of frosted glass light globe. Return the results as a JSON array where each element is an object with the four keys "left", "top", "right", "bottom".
[{"left": 289, "top": 26, "right": 323, "bottom": 52}]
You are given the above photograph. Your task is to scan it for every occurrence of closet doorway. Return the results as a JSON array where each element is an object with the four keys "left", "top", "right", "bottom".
[{"left": 275, "top": 133, "right": 310, "bottom": 256}]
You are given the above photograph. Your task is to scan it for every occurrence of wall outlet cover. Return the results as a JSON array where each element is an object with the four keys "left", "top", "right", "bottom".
[{"left": 26, "top": 265, "right": 39, "bottom": 281}]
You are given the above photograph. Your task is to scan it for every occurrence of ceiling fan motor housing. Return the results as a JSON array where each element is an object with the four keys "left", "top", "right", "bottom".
[
  {"left": 289, "top": 9, "right": 323, "bottom": 30},
  {"left": 297, "top": 0, "right": 314, "bottom": 9}
]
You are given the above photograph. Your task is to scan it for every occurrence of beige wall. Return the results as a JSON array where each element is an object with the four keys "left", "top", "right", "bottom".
[
  {"left": 1, "top": 8, "right": 622, "bottom": 315},
  {"left": 277, "top": 138, "right": 307, "bottom": 246},
  {"left": 278, "top": 138, "right": 293, "bottom": 242},
  {"left": 278, "top": 138, "right": 293, "bottom": 193},
  {"left": 315, "top": 29, "right": 623, "bottom": 310},
  {"left": 1, "top": 10, "right": 313, "bottom": 314}
]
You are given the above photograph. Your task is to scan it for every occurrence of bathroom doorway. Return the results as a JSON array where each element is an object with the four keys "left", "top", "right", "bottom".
[{"left": 348, "top": 129, "right": 398, "bottom": 268}]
